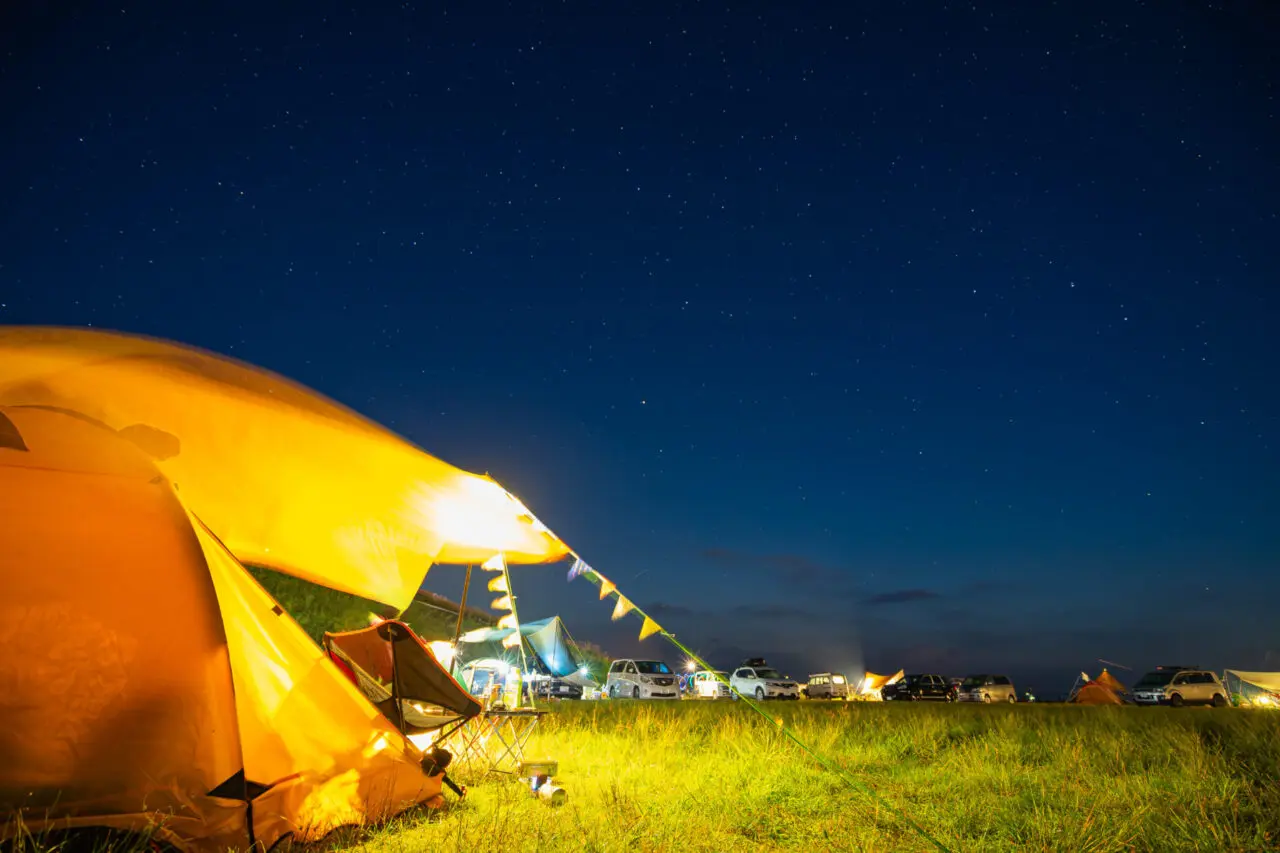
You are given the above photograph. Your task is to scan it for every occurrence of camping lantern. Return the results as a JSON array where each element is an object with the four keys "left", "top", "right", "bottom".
[{"left": 520, "top": 759, "right": 566, "bottom": 806}]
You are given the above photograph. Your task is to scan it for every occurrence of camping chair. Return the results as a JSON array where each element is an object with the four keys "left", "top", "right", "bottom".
[{"left": 324, "top": 621, "right": 483, "bottom": 794}]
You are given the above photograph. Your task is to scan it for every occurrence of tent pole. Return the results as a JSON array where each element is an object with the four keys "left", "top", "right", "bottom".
[{"left": 450, "top": 564, "right": 473, "bottom": 677}]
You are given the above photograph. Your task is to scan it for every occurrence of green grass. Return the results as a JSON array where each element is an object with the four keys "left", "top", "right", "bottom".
[{"left": 305, "top": 701, "right": 1280, "bottom": 853}]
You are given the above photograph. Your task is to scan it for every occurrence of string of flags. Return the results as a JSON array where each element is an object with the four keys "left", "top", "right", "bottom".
[
  {"left": 483, "top": 553, "right": 522, "bottom": 649},
  {"left": 566, "top": 555, "right": 665, "bottom": 643}
]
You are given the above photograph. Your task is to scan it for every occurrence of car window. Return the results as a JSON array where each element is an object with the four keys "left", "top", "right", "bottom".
[
  {"left": 1171, "top": 674, "right": 1187, "bottom": 685},
  {"left": 994, "top": 676, "right": 1010, "bottom": 685},
  {"left": 625, "top": 662, "right": 637, "bottom": 674},
  {"left": 609, "top": 661, "right": 623, "bottom": 673}
]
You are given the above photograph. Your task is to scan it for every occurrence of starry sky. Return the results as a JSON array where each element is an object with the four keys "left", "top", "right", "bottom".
[{"left": 2, "top": 1, "right": 1277, "bottom": 695}]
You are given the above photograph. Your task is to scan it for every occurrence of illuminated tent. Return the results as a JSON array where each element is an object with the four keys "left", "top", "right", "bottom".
[
  {"left": 0, "top": 406, "right": 448, "bottom": 851},
  {"left": 1070, "top": 671, "right": 1121, "bottom": 701},
  {"left": 0, "top": 326, "right": 570, "bottom": 611},
  {"left": 1222, "top": 671, "right": 1280, "bottom": 707},
  {"left": 1094, "top": 669, "right": 1127, "bottom": 696},
  {"left": 457, "top": 616, "right": 593, "bottom": 683},
  {"left": 857, "top": 670, "right": 905, "bottom": 700}
]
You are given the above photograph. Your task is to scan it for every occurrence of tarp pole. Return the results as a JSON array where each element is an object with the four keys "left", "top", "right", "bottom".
[{"left": 450, "top": 564, "right": 473, "bottom": 677}]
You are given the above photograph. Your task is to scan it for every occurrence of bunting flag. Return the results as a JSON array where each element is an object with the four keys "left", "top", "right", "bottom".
[
  {"left": 567, "top": 556, "right": 591, "bottom": 582},
  {"left": 639, "top": 616, "right": 662, "bottom": 640},
  {"left": 497, "top": 614, "right": 518, "bottom": 631},
  {"left": 598, "top": 578, "right": 617, "bottom": 599},
  {"left": 491, "top": 595, "right": 512, "bottom": 611},
  {"left": 481, "top": 553, "right": 506, "bottom": 572},
  {"left": 611, "top": 595, "right": 634, "bottom": 621},
  {"left": 487, "top": 575, "right": 508, "bottom": 593},
  {"left": 502, "top": 632, "right": 522, "bottom": 649}
]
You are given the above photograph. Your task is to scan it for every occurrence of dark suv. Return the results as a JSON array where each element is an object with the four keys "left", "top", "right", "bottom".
[{"left": 882, "top": 673, "right": 954, "bottom": 701}]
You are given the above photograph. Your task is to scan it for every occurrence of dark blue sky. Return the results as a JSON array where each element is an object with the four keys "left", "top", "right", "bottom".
[{"left": 3, "top": 1, "right": 1277, "bottom": 693}]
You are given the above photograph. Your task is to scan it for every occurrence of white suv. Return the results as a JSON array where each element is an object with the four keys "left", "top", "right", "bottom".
[
  {"left": 1132, "top": 667, "right": 1228, "bottom": 707},
  {"left": 605, "top": 659, "right": 679, "bottom": 699},
  {"left": 730, "top": 661, "right": 800, "bottom": 700}
]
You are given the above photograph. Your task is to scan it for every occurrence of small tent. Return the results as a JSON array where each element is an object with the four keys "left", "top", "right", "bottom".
[
  {"left": 457, "top": 616, "right": 592, "bottom": 683},
  {"left": 1068, "top": 670, "right": 1126, "bottom": 705},
  {"left": 0, "top": 406, "right": 450, "bottom": 850}
]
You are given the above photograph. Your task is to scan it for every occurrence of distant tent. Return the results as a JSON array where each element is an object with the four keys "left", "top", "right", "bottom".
[
  {"left": 857, "top": 670, "right": 905, "bottom": 700},
  {"left": 457, "top": 616, "right": 594, "bottom": 684},
  {"left": 1094, "top": 669, "right": 1127, "bottom": 695},
  {"left": 1071, "top": 680, "right": 1124, "bottom": 705},
  {"left": 1069, "top": 669, "right": 1126, "bottom": 705}
]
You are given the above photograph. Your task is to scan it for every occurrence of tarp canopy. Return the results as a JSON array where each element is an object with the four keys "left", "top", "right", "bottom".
[
  {"left": 1225, "top": 671, "right": 1280, "bottom": 692},
  {"left": 858, "top": 670, "right": 904, "bottom": 698},
  {"left": 457, "top": 616, "right": 589, "bottom": 680},
  {"left": 0, "top": 405, "right": 446, "bottom": 851},
  {"left": 0, "top": 327, "right": 570, "bottom": 610}
]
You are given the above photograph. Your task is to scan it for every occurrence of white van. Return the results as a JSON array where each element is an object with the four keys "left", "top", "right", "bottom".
[{"left": 605, "top": 659, "right": 679, "bottom": 699}]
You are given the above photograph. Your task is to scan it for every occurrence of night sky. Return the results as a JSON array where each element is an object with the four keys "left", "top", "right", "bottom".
[{"left": 3, "top": 2, "right": 1277, "bottom": 695}]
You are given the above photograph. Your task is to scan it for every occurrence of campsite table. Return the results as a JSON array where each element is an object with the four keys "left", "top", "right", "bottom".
[{"left": 455, "top": 708, "right": 547, "bottom": 777}]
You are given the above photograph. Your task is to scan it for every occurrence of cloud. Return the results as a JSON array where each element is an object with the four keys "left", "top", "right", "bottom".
[
  {"left": 862, "top": 588, "right": 941, "bottom": 605},
  {"left": 730, "top": 603, "right": 814, "bottom": 620},
  {"left": 698, "top": 548, "right": 843, "bottom": 585},
  {"left": 644, "top": 601, "right": 702, "bottom": 619}
]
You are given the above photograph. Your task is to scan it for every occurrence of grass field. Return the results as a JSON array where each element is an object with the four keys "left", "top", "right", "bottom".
[{"left": 296, "top": 700, "right": 1280, "bottom": 853}]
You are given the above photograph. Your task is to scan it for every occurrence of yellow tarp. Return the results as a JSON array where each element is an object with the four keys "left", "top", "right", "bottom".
[{"left": 0, "top": 326, "right": 569, "bottom": 610}]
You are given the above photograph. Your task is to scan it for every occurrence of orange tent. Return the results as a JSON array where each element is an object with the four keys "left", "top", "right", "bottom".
[
  {"left": 0, "top": 406, "right": 452, "bottom": 850},
  {"left": 0, "top": 326, "right": 570, "bottom": 611},
  {"left": 1071, "top": 680, "right": 1124, "bottom": 705}
]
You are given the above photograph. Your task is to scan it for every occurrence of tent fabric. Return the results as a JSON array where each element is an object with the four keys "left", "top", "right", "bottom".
[
  {"left": 457, "top": 616, "right": 587, "bottom": 678},
  {"left": 1094, "top": 669, "right": 1127, "bottom": 694},
  {"left": 1071, "top": 681, "right": 1124, "bottom": 705},
  {"left": 0, "top": 406, "right": 444, "bottom": 851},
  {"left": 1225, "top": 671, "right": 1280, "bottom": 692},
  {"left": 858, "top": 670, "right": 905, "bottom": 699},
  {"left": 0, "top": 326, "right": 570, "bottom": 611}
]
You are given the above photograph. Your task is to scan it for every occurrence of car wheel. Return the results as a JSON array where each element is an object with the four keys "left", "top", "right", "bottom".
[
  {"left": 983, "top": 694, "right": 992, "bottom": 704},
  {"left": 1169, "top": 693, "right": 1184, "bottom": 707},
  {"left": 632, "top": 685, "right": 641, "bottom": 699},
  {"left": 755, "top": 686, "right": 765, "bottom": 701},
  {"left": 1211, "top": 693, "right": 1227, "bottom": 708},
  {"left": 1008, "top": 693, "right": 1017, "bottom": 703}
]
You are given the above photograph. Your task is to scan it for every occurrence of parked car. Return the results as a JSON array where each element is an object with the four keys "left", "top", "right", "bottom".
[
  {"left": 804, "top": 673, "right": 849, "bottom": 700},
  {"left": 882, "top": 673, "right": 954, "bottom": 701},
  {"left": 531, "top": 677, "right": 583, "bottom": 700},
  {"left": 730, "top": 659, "right": 800, "bottom": 700},
  {"left": 1132, "top": 666, "right": 1228, "bottom": 707},
  {"left": 688, "top": 669, "right": 732, "bottom": 699},
  {"left": 605, "top": 659, "right": 679, "bottom": 699},
  {"left": 955, "top": 674, "right": 1017, "bottom": 703}
]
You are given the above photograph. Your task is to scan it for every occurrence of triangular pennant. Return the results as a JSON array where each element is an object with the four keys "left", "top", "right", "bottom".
[
  {"left": 491, "top": 595, "right": 512, "bottom": 611},
  {"left": 497, "top": 614, "right": 518, "bottom": 631},
  {"left": 611, "top": 595, "right": 634, "bottom": 621},
  {"left": 567, "top": 557, "right": 591, "bottom": 582},
  {"left": 639, "top": 616, "right": 661, "bottom": 641},
  {"left": 501, "top": 631, "right": 522, "bottom": 649},
  {"left": 487, "top": 575, "right": 509, "bottom": 593},
  {"left": 481, "top": 553, "right": 506, "bottom": 572},
  {"left": 598, "top": 578, "right": 617, "bottom": 600}
]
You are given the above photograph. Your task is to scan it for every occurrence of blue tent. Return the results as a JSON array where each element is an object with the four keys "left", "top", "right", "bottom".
[{"left": 456, "top": 616, "right": 590, "bottom": 681}]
